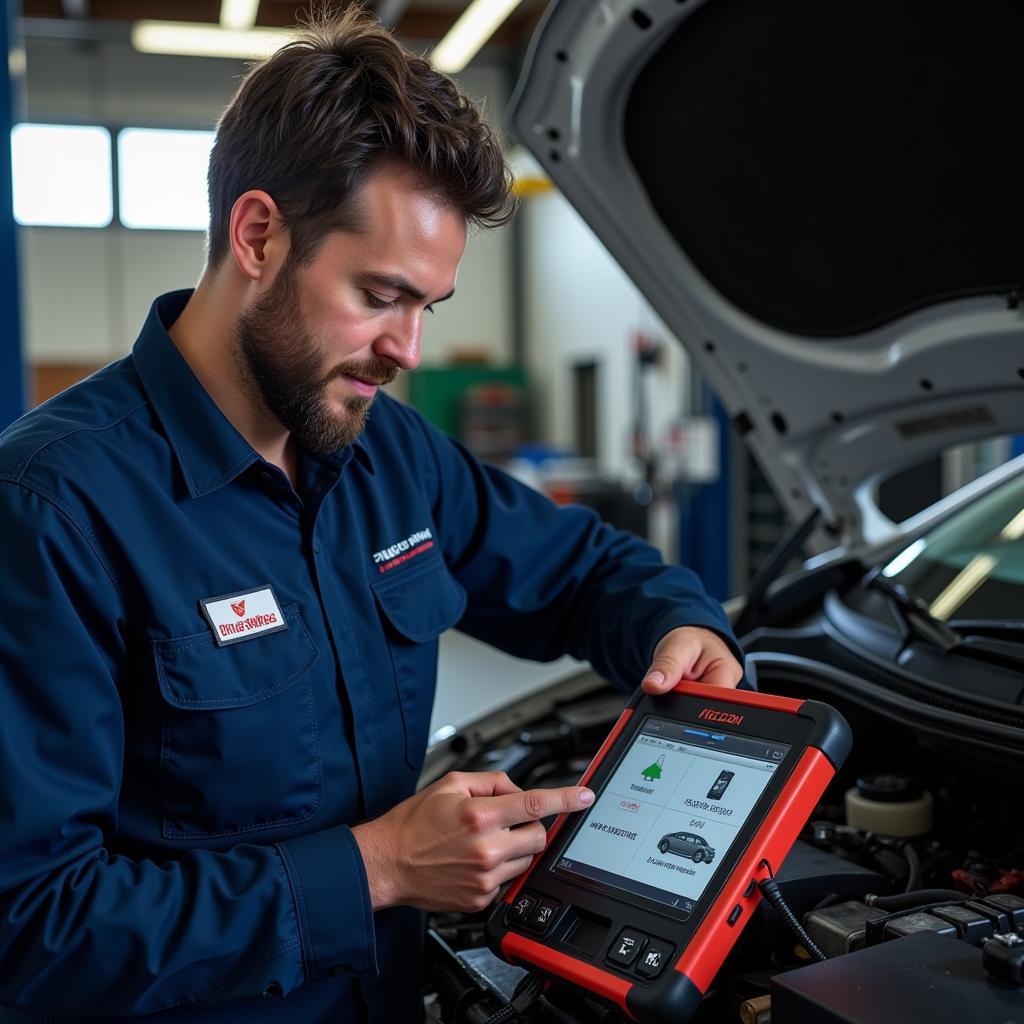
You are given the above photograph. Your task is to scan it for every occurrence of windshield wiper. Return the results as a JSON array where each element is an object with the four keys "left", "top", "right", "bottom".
[
  {"left": 863, "top": 569, "right": 961, "bottom": 651},
  {"left": 864, "top": 570, "right": 1024, "bottom": 670}
]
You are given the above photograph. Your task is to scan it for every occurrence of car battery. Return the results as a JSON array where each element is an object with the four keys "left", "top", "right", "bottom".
[{"left": 771, "top": 931, "right": 1022, "bottom": 1024}]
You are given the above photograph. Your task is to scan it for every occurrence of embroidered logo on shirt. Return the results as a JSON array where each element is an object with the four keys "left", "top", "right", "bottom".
[
  {"left": 199, "top": 586, "right": 288, "bottom": 647},
  {"left": 373, "top": 527, "right": 434, "bottom": 573}
]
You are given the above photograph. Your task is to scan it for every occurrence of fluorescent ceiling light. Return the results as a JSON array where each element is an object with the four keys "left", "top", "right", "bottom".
[
  {"left": 132, "top": 21, "right": 296, "bottom": 60},
  {"left": 431, "top": 0, "right": 524, "bottom": 74},
  {"left": 220, "top": 0, "right": 261, "bottom": 31}
]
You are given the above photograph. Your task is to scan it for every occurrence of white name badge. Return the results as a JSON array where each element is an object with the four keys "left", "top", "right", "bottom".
[{"left": 199, "top": 585, "right": 288, "bottom": 647}]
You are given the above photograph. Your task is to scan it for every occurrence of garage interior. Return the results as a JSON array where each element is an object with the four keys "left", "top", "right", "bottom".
[{"left": 2, "top": 2, "right": 1024, "bottom": 1023}]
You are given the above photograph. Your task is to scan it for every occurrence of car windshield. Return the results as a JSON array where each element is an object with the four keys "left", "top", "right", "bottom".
[{"left": 880, "top": 469, "right": 1024, "bottom": 623}]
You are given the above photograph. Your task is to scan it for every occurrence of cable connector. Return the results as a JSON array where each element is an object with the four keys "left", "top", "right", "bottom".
[
  {"left": 983, "top": 933, "right": 1024, "bottom": 987},
  {"left": 756, "top": 859, "right": 828, "bottom": 963}
]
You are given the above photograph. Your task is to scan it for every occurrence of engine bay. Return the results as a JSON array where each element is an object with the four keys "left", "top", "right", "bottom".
[{"left": 419, "top": 665, "right": 1024, "bottom": 1023}]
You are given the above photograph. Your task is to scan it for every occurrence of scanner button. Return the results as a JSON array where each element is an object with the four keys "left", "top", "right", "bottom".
[
  {"left": 727, "top": 904, "right": 743, "bottom": 926},
  {"left": 507, "top": 893, "right": 537, "bottom": 926},
  {"left": 607, "top": 929, "right": 646, "bottom": 968},
  {"left": 635, "top": 941, "right": 673, "bottom": 979},
  {"left": 526, "top": 899, "right": 561, "bottom": 934}
]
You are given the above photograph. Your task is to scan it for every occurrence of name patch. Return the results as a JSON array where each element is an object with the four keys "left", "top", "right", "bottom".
[{"left": 199, "top": 585, "right": 288, "bottom": 647}]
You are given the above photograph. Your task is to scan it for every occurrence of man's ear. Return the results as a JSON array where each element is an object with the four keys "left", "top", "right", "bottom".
[{"left": 227, "top": 190, "right": 289, "bottom": 282}]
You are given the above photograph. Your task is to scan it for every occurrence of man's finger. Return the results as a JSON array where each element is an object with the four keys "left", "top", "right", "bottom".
[
  {"left": 641, "top": 649, "right": 697, "bottom": 693},
  {"left": 496, "top": 853, "right": 541, "bottom": 887},
  {"left": 442, "top": 770, "right": 523, "bottom": 799},
  {"left": 697, "top": 659, "right": 743, "bottom": 689},
  {"left": 490, "top": 785, "right": 594, "bottom": 828},
  {"left": 640, "top": 669, "right": 676, "bottom": 694},
  {"left": 501, "top": 820, "right": 548, "bottom": 860}
]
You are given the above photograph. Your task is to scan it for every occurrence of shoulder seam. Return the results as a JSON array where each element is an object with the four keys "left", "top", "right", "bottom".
[
  {"left": 2, "top": 398, "right": 149, "bottom": 483},
  {"left": 0, "top": 479, "right": 126, "bottom": 599}
]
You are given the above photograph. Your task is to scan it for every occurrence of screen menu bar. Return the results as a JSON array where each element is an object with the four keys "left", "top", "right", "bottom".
[{"left": 642, "top": 716, "right": 790, "bottom": 765}]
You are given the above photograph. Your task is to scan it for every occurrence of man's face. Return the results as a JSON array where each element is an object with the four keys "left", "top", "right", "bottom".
[{"left": 234, "top": 165, "right": 466, "bottom": 453}]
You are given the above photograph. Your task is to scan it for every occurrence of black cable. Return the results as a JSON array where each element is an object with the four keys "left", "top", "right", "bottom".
[
  {"left": 756, "top": 859, "right": 828, "bottom": 962},
  {"left": 866, "top": 888, "right": 965, "bottom": 911},
  {"left": 758, "top": 878, "right": 829, "bottom": 962},
  {"left": 901, "top": 842, "right": 921, "bottom": 894},
  {"left": 480, "top": 973, "right": 544, "bottom": 1024}
]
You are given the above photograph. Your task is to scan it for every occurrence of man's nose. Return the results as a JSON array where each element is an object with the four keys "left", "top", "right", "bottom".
[{"left": 374, "top": 311, "right": 421, "bottom": 372}]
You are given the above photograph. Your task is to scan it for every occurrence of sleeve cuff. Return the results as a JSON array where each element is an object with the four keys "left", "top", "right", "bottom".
[{"left": 275, "top": 825, "right": 378, "bottom": 980}]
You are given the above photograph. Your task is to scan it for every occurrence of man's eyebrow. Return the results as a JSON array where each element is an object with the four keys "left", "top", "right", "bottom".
[{"left": 361, "top": 272, "right": 455, "bottom": 304}]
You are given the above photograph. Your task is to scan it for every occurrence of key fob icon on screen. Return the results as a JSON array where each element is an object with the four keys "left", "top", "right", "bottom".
[{"left": 706, "top": 770, "right": 734, "bottom": 801}]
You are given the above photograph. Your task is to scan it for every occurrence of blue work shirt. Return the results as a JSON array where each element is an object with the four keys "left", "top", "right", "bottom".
[{"left": 0, "top": 290, "right": 741, "bottom": 1021}]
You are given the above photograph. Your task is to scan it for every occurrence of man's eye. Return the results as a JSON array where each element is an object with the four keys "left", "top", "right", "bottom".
[
  {"left": 364, "top": 291, "right": 396, "bottom": 310},
  {"left": 425, "top": 304, "right": 435, "bottom": 315}
]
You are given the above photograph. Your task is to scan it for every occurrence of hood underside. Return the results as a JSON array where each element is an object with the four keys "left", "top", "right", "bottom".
[{"left": 510, "top": 0, "right": 1024, "bottom": 550}]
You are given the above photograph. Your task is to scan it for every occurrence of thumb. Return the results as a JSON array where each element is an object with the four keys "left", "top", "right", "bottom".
[
  {"left": 697, "top": 657, "right": 744, "bottom": 689},
  {"left": 641, "top": 653, "right": 691, "bottom": 694}
]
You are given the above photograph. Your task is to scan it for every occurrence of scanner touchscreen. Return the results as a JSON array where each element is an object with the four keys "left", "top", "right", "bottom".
[{"left": 553, "top": 715, "right": 791, "bottom": 915}]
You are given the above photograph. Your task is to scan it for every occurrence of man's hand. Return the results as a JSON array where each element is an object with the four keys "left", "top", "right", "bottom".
[
  {"left": 352, "top": 771, "right": 594, "bottom": 913},
  {"left": 641, "top": 626, "right": 743, "bottom": 694}
]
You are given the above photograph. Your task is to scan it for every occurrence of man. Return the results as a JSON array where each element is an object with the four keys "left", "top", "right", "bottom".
[{"left": 0, "top": 9, "right": 742, "bottom": 1022}]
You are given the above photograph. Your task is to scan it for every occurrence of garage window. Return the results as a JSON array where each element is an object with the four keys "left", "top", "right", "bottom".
[
  {"left": 11, "top": 123, "right": 113, "bottom": 228},
  {"left": 117, "top": 127, "right": 215, "bottom": 231}
]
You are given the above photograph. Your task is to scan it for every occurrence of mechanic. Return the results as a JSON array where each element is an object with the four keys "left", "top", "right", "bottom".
[{"left": 0, "top": 9, "right": 743, "bottom": 1023}]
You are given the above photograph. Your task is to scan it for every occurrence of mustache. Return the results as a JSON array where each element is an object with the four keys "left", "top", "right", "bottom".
[{"left": 326, "top": 360, "right": 399, "bottom": 387}]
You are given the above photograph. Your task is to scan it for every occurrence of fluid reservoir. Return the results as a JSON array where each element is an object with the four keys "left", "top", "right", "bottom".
[{"left": 845, "top": 773, "right": 933, "bottom": 837}]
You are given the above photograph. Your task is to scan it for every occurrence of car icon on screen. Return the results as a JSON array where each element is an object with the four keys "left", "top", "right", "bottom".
[{"left": 657, "top": 832, "right": 716, "bottom": 864}]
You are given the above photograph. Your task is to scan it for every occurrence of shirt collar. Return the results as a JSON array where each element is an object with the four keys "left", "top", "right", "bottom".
[{"left": 132, "top": 290, "right": 372, "bottom": 499}]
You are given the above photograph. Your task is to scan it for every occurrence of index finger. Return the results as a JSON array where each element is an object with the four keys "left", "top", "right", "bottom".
[{"left": 488, "top": 785, "right": 595, "bottom": 829}]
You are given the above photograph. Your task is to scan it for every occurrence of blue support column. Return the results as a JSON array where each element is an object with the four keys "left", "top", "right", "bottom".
[
  {"left": 1, "top": 0, "right": 26, "bottom": 429},
  {"left": 677, "top": 384, "right": 732, "bottom": 602}
]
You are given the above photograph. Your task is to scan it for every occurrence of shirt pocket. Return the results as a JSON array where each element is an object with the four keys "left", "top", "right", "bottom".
[
  {"left": 152, "top": 604, "right": 322, "bottom": 840},
  {"left": 370, "top": 557, "right": 467, "bottom": 770}
]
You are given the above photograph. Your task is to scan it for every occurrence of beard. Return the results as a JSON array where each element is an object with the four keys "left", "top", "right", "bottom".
[{"left": 233, "top": 260, "right": 398, "bottom": 454}]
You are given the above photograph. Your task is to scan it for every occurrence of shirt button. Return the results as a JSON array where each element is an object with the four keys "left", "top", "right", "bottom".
[
  {"left": 261, "top": 981, "right": 283, "bottom": 997},
  {"left": 331, "top": 966, "right": 346, "bottom": 977},
  {"left": 312, "top": 540, "right": 322, "bottom": 554}
]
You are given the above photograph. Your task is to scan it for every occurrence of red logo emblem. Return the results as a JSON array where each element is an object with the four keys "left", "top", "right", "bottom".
[
  {"left": 698, "top": 707, "right": 744, "bottom": 726},
  {"left": 231, "top": 600, "right": 246, "bottom": 617}
]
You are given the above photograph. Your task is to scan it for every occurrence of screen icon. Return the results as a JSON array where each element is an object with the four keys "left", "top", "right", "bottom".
[{"left": 706, "top": 769, "right": 734, "bottom": 800}]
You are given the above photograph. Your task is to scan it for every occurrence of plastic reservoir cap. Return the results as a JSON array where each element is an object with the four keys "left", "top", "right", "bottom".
[
  {"left": 845, "top": 773, "right": 933, "bottom": 837},
  {"left": 855, "top": 774, "right": 924, "bottom": 803}
]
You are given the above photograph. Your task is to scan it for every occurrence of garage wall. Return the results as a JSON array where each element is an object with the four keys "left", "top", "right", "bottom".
[
  {"left": 521, "top": 188, "right": 690, "bottom": 482},
  {"left": 18, "top": 36, "right": 514, "bottom": 369}
]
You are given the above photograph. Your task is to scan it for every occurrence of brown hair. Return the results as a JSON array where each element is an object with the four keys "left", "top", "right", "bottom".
[{"left": 206, "top": 4, "right": 518, "bottom": 268}]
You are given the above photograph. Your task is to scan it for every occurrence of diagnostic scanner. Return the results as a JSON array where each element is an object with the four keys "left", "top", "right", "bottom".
[{"left": 487, "top": 682, "right": 851, "bottom": 1023}]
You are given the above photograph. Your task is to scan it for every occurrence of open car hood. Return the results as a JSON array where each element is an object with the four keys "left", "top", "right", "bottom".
[{"left": 509, "top": 0, "right": 1024, "bottom": 551}]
